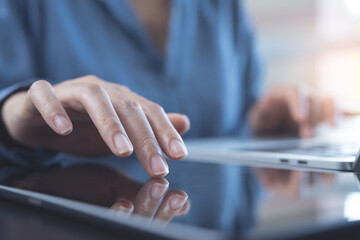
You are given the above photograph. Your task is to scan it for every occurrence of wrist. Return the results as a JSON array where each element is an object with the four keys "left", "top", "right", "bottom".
[{"left": 0, "top": 92, "right": 29, "bottom": 148}]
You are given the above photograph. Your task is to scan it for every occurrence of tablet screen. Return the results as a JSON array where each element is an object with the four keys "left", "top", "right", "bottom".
[{"left": 0, "top": 154, "right": 358, "bottom": 239}]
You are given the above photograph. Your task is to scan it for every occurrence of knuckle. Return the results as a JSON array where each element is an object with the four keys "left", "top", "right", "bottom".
[
  {"left": 115, "top": 85, "right": 130, "bottom": 92},
  {"left": 115, "top": 99, "right": 140, "bottom": 110},
  {"left": 143, "top": 102, "right": 164, "bottom": 114},
  {"left": 106, "top": 84, "right": 130, "bottom": 96},
  {"left": 41, "top": 97, "right": 58, "bottom": 112},
  {"left": 29, "top": 80, "right": 51, "bottom": 93},
  {"left": 157, "top": 127, "right": 176, "bottom": 139},
  {"left": 81, "top": 83, "right": 105, "bottom": 99},
  {"left": 99, "top": 114, "right": 119, "bottom": 130},
  {"left": 137, "top": 205, "right": 155, "bottom": 216},
  {"left": 74, "top": 75, "right": 103, "bottom": 84},
  {"left": 119, "top": 85, "right": 130, "bottom": 91},
  {"left": 137, "top": 133, "right": 157, "bottom": 149},
  {"left": 28, "top": 81, "right": 61, "bottom": 114},
  {"left": 84, "top": 75, "right": 101, "bottom": 82}
]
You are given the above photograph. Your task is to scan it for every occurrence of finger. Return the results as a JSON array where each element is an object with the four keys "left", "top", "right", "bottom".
[
  {"left": 167, "top": 113, "right": 190, "bottom": 135},
  {"left": 343, "top": 111, "right": 360, "bottom": 117},
  {"left": 153, "top": 190, "right": 188, "bottom": 223},
  {"left": 178, "top": 200, "right": 191, "bottom": 216},
  {"left": 57, "top": 83, "right": 133, "bottom": 157},
  {"left": 299, "top": 123, "right": 312, "bottom": 138},
  {"left": 114, "top": 100, "right": 169, "bottom": 177},
  {"left": 248, "top": 96, "right": 282, "bottom": 134},
  {"left": 109, "top": 199, "right": 134, "bottom": 218},
  {"left": 322, "top": 97, "right": 336, "bottom": 126},
  {"left": 284, "top": 89, "right": 312, "bottom": 138},
  {"left": 258, "top": 96, "right": 284, "bottom": 132},
  {"left": 26, "top": 80, "right": 73, "bottom": 135},
  {"left": 142, "top": 103, "right": 188, "bottom": 160},
  {"left": 132, "top": 178, "right": 169, "bottom": 218},
  {"left": 285, "top": 89, "right": 309, "bottom": 125}
]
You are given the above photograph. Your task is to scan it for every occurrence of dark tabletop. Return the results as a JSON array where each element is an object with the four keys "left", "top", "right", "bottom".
[{"left": 1, "top": 153, "right": 360, "bottom": 240}]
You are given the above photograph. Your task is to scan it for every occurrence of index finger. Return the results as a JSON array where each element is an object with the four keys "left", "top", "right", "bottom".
[
  {"left": 284, "top": 89, "right": 312, "bottom": 138},
  {"left": 285, "top": 89, "right": 309, "bottom": 125},
  {"left": 114, "top": 100, "right": 169, "bottom": 177},
  {"left": 127, "top": 92, "right": 188, "bottom": 160}
]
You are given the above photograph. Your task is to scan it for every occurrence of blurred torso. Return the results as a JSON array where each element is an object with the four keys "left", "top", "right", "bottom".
[{"left": 1, "top": 0, "right": 259, "bottom": 138}]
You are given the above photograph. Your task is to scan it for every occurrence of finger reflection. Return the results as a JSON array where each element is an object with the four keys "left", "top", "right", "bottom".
[
  {"left": 154, "top": 190, "right": 189, "bottom": 223},
  {"left": 8, "top": 163, "right": 190, "bottom": 225},
  {"left": 110, "top": 199, "right": 134, "bottom": 217},
  {"left": 133, "top": 178, "right": 169, "bottom": 218}
]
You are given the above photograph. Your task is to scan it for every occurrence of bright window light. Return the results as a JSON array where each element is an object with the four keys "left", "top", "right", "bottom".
[
  {"left": 344, "top": 0, "right": 360, "bottom": 18},
  {"left": 344, "top": 192, "right": 360, "bottom": 221}
]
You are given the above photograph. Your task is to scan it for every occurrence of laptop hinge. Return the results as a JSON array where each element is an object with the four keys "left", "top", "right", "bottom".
[{"left": 353, "top": 148, "right": 360, "bottom": 172}]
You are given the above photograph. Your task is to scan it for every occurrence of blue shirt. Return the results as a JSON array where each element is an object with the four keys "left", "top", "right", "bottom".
[{"left": 0, "top": 0, "right": 260, "bottom": 168}]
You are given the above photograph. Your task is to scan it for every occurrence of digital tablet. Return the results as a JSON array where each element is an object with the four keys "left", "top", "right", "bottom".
[
  {"left": 0, "top": 156, "right": 358, "bottom": 240},
  {"left": 0, "top": 162, "right": 222, "bottom": 240}
]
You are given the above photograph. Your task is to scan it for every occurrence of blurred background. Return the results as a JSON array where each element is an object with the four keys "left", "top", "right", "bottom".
[
  {"left": 243, "top": 1, "right": 360, "bottom": 231},
  {"left": 245, "top": 0, "right": 360, "bottom": 112}
]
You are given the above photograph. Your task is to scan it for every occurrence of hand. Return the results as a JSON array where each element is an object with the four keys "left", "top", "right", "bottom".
[
  {"left": 1, "top": 76, "right": 190, "bottom": 177},
  {"left": 249, "top": 86, "right": 343, "bottom": 138}
]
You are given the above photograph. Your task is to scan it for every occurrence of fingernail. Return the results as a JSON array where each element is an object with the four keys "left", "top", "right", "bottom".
[
  {"left": 54, "top": 115, "right": 72, "bottom": 134},
  {"left": 111, "top": 201, "right": 134, "bottom": 217},
  {"left": 169, "top": 139, "right": 188, "bottom": 158},
  {"left": 151, "top": 155, "right": 169, "bottom": 176},
  {"left": 114, "top": 133, "right": 133, "bottom": 155},
  {"left": 114, "top": 205, "right": 133, "bottom": 214},
  {"left": 151, "top": 182, "right": 168, "bottom": 199},
  {"left": 170, "top": 194, "right": 188, "bottom": 210}
]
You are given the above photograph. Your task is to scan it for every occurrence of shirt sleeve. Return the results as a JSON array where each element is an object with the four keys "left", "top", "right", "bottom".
[
  {"left": 0, "top": 0, "right": 59, "bottom": 168},
  {"left": 239, "top": 1, "right": 262, "bottom": 114},
  {"left": 236, "top": 1, "right": 262, "bottom": 137}
]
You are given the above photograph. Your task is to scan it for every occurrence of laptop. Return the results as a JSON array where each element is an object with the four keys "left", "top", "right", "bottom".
[{"left": 185, "top": 135, "right": 360, "bottom": 172}]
